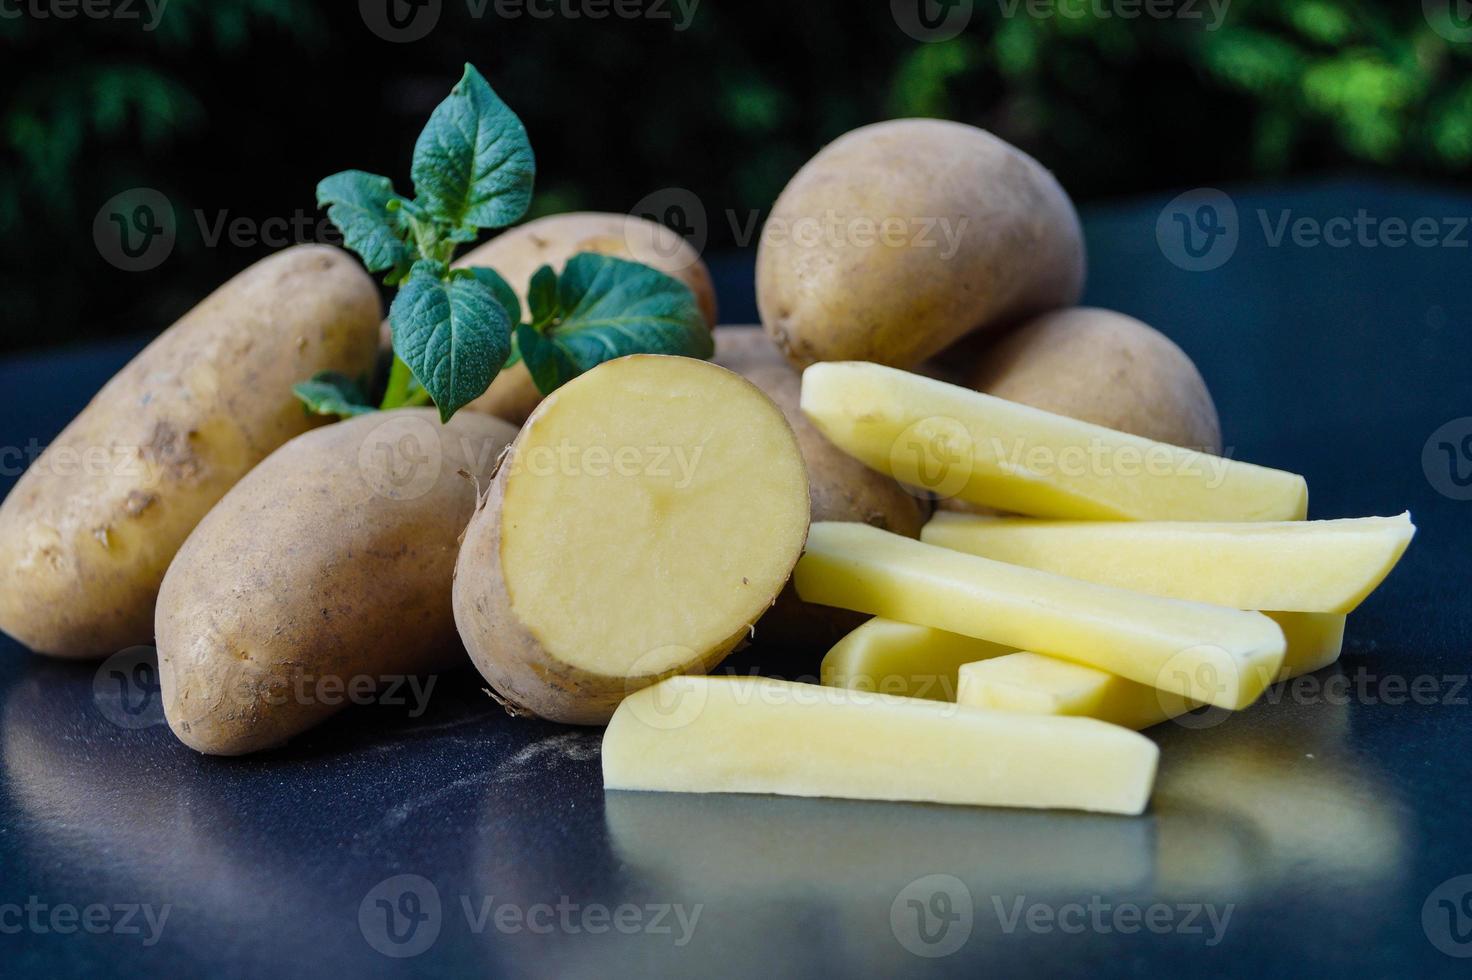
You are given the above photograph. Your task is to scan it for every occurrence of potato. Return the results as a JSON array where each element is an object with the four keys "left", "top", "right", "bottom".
[
  {"left": 453, "top": 355, "right": 810, "bottom": 725},
  {"left": 802, "top": 361, "right": 1307, "bottom": 521},
  {"left": 756, "top": 119, "right": 1084, "bottom": 369},
  {"left": 0, "top": 245, "right": 380, "bottom": 659},
  {"left": 958, "top": 307, "right": 1222, "bottom": 453},
  {"left": 455, "top": 212, "right": 718, "bottom": 424},
  {"left": 713, "top": 326, "right": 925, "bottom": 650},
  {"left": 922, "top": 512, "right": 1414, "bottom": 613},
  {"left": 156, "top": 409, "right": 517, "bottom": 755},
  {"left": 603, "top": 675, "right": 1159, "bottom": 815},
  {"left": 796, "top": 522, "right": 1287, "bottom": 711},
  {"left": 956, "top": 612, "right": 1347, "bottom": 729}
]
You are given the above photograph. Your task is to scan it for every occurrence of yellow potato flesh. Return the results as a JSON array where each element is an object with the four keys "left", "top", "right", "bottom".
[
  {"left": 499, "top": 355, "right": 810, "bottom": 679},
  {"left": 957, "top": 611, "right": 1346, "bottom": 729},
  {"left": 923, "top": 512, "right": 1413, "bottom": 614},
  {"left": 819, "top": 617, "right": 1015, "bottom": 701},
  {"left": 602, "top": 675, "right": 1158, "bottom": 815},
  {"left": 800, "top": 361, "right": 1308, "bottom": 521},
  {"left": 794, "top": 522, "right": 1286, "bottom": 710}
]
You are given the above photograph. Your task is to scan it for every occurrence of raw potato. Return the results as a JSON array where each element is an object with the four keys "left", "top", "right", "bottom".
[
  {"left": 156, "top": 409, "right": 517, "bottom": 755},
  {"left": 756, "top": 119, "right": 1084, "bottom": 369},
  {"left": 819, "top": 617, "right": 1015, "bottom": 701},
  {"left": 603, "top": 675, "right": 1159, "bottom": 815},
  {"left": 0, "top": 245, "right": 380, "bottom": 659},
  {"left": 713, "top": 326, "right": 926, "bottom": 650},
  {"left": 922, "top": 512, "right": 1414, "bottom": 613},
  {"left": 963, "top": 307, "right": 1221, "bottom": 451},
  {"left": 453, "top": 355, "right": 811, "bottom": 725},
  {"left": 795, "top": 522, "right": 1287, "bottom": 710},
  {"left": 460, "top": 212, "right": 719, "bottom": 424},
  {"left": 956, "top": 611, "right": 1346, "bottom": 729},
  {"left": 802, "top": 361, "right": 1309, "bottom": 521}
]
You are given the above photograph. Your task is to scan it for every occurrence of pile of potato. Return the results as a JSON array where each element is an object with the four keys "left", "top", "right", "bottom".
[{"left": 0, "top": 120, "right": 1412, "bottom": 816}]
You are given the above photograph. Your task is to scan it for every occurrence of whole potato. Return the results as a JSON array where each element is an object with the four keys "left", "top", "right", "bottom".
[
  {"left": 457, "top": 212, "right": 718, "bottom": 424},
  {"left": 0, "top": 245, "right": 380, "bottom": 659},
  {"left": 757, "top": 119, "right": 1085, "bottom": 369},
  {"left": 714, "top": 326, "right": 927, "bottom": 652},
  {"left": 156, "top": 409, "right": 517, "bottom": 755},
  {"left": 960, "top": 307, "right": 1222, "bottom": 452}
]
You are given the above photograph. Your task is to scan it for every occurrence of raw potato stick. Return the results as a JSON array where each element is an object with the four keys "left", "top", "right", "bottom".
[
  {"left": 923, "top": 512, "right": 1414, "bottom": 614},
  {"left": 454, "top": 355, "right": 811, "bottom": 725},
  {"left": 819, "top": 617, "right": 1015, "bottom": 701},
  {"left": 794, "top": 522, "right": 1287, "bottom": 711},
  {"left": 800, "top": 361, "right": 1308, "bottom": 521},
  {"left": 956, "top": 612, "right": 1345, "bottom": 729},
  {"left": 602, "top": 675, "right": 1159, "bottom": 815}
]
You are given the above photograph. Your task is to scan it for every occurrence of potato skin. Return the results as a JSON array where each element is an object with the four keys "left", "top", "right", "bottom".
[
  {"left": 961, "top": 308, "right": 1222, "bottom": 452},
  {"left": 0, "top": 245, "right": 380, "bottom": 659},
  {"left": 458, "top": 212, "right": 718, "bottom": 424},
  {"left": 155, "top": 409, "right": 517, "bottom": 755},
  {"left": 757, "top": 119, "right": 1084, "bottom": 369},
  {"left": 713, "top": 327, "right": 927, "bottom": 651}
]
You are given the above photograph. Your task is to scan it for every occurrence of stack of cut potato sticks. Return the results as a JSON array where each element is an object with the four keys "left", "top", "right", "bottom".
[{"left": 603, "top": 363, "right": 1414, "bottom": 815}]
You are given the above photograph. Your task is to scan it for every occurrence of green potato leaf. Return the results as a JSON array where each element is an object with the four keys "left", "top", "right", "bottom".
[
  {"left": 526, "top": 264, "right": 559, "bottom": 328},
  {"left": 293, "top": 371, "right": 378, "bottom": 418},
  {"left": 466, "top": 266, "right": 521, "bottom": 325},
  {"left": 516, "top": 252, "right": 713, "bottom": 395},
  {"left": 390, "top": 262, "right": 512, "bottom": 422},
  {"left": 316, "top": 170, "right": 415, "bottom": 283},
  {"left": 411, "top": 64, "right": 535, "bottom": 237}
]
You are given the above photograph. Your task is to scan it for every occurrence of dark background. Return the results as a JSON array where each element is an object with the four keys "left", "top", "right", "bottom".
[{"left": 2, "top": 0, "right": 1470, "bottom": 354}]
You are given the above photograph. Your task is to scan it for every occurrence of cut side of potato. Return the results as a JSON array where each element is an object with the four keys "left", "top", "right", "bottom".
[
  {"left": 454, "top": 355, "right": 811, "bottom": 725},
  {"left": 819, "top": 617, "right": 1015, "bottom": 701},
  {"left": 956, "top": 611, "right": 1346, "bottom": 729},
  {"left": 801, "top": 361, "right": 1308, "bottom": 521},
  {"left": 603, "top": 675, "right": 1159, "bottom": 815},
  {"left": 794, "top": 522, "right": 1286, "bottom": 710},
  {"left": 923, "top": 512, "right": 1413, "bottom": 613}
]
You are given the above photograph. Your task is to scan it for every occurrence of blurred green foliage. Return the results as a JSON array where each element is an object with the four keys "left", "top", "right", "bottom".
[{"left": 0, "top": 0, "right": 1467, "bottom": 351}]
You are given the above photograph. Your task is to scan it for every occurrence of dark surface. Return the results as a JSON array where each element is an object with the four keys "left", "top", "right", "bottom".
[{"left": 1, "top": 183, "right": 1470, "bottom": 978}]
